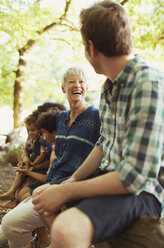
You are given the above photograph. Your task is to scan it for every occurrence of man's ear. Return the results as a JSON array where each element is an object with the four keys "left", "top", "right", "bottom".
[{"left": 88, "top": 40, "right": 98, "bottom": 57}]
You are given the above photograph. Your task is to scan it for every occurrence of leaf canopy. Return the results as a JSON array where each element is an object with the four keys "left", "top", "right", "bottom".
[{"left": 0, "top": 0, "right": 163, "bottom": 111}]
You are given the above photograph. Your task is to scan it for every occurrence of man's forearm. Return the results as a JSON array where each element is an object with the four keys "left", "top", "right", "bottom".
[
  {"left": 67, "top": 171, "right": 130, "bottom": 202},
  {"left": 32, "top": 171, "right": 130, "bottom": 215},
  {"left": 72, "top": 146, "right": 104, "bottom": 181}
]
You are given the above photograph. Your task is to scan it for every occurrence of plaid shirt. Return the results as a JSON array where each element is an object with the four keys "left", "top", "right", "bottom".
[{"left": 96, "top": 55, "right": 164, "bottom": 219}]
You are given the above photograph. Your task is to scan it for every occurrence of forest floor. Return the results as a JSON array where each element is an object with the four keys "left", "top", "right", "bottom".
[
  {"left": 0, "top": 152, "right": 50, "bottom": 248},
  {"left": 0, "top": 151, "right": 15, "bottom": 248}
]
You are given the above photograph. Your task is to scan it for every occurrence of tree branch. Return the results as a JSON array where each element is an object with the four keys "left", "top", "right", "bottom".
[
  {"left": 59, "top": 22, "right": 79, "bottom": 32},
  {"left": 121, "top": 0, "right": 129, "bottom": 5},
  {"left": 19, "top": 0, "right": 73, "bottom": 55},
  {"left": 52, "top": 37, "right": 72, "bottom": 46}
]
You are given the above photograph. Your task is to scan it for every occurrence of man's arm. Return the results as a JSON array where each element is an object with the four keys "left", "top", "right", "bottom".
[
  {"left": 32, "top": 170, "right": 129, "bottom": 214},
  {"left": 65, "top": 146, "right": 104, "bottom": 183}
]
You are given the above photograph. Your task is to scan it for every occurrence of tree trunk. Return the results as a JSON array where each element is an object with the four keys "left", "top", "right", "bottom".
[
  {"left": 13, "top": 80, "right": 23, "bottom": 128},
  {"left": 13, "top": 0, "right": 72, "bottom": 127},
  {"left": 13, "top": 55, "right": 26, "bottom": 128}
]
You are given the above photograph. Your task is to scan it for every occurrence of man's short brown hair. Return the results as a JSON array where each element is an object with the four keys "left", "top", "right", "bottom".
[{"left": 80, "top": 0, "right": 133, "bottom": 56}]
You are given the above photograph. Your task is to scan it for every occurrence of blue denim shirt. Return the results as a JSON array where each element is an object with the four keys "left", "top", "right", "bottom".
[{"left": 46, "top": 105, "right": 100, "bottom": 184}]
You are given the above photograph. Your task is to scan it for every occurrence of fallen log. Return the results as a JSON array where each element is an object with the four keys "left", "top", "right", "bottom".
[{"left": 95, "top": 216, "right": 164, "bottom": 248}]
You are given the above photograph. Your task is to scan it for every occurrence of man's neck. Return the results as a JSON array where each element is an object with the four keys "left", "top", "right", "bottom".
[{"left": 101, "top": 54, "right": 134, "bottom": 82}]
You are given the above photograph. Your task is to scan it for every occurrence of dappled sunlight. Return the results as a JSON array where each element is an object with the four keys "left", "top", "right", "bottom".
[
  {"left": 0, "top": 106, "right": 30, "bottom": 136},
  {"left": 0, "top": 106, "right": 13, "bottom": 135}
]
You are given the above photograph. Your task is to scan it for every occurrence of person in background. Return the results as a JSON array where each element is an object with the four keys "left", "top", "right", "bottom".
[
  {"left": 0, "top": 102, "right": 66, "bottom": 209},
  {"left": 32, "top": 102, "right": 66, "bottom": 120},
  {"left": 0, "top": 113, "right": 52, "bottom": 209},
  {"left": 15, "top": 109, "right": 61, "bottom": 199},
  {"left": 1, "top": 66, "right": 101, "bottom": 248},
  {"left": 30, "top": 1, "right": 164, "bottom": 248},
  {"left": 0, "top": 103, "right": 66, "bottom": 248},
  {"left": 14, "top": 109, "right": 64, "bottom": 248}
]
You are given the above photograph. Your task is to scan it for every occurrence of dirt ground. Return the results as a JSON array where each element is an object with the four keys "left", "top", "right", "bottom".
[
  {"left": 0, "top": 152, "right": 50, "bottom": 248},
  {"left": 0, "top": 152, "right": 15, "bottom": 248}
]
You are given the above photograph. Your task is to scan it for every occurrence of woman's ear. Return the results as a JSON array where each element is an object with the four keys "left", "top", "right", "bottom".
[{"left": 61, "top": 85, "right": 66, "bottom": 93}]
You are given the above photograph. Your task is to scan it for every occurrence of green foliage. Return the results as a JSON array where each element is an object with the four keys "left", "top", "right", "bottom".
[
  {"left": 0, "top": 0, "right": 68, "bottom": 108},
  {"left": 0, "top": 0, "right": 164, "bottom": 114},
  {"left": 124, "top": 0, "right": 164, "bottom": 61}
]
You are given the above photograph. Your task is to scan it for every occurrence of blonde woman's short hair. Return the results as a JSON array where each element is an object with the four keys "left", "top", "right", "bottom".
[{"left": 62, "top": 67, "right": 87, "bottom": 86}]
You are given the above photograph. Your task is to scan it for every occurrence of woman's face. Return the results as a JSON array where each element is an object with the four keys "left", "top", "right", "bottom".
[{"left": 62, "top": 73, "right": 88, "bottom": 104}]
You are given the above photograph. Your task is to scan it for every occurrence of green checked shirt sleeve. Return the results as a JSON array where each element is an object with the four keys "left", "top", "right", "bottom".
[{"left": 96, "top": 55, "right": 164, "bottom": 219}]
